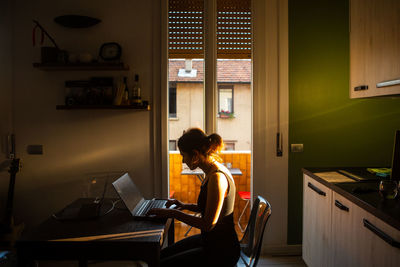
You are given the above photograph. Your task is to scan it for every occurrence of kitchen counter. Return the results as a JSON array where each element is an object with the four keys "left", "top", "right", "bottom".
[{"left": 303, "top": 167, "right": 400, "bottom": 231}]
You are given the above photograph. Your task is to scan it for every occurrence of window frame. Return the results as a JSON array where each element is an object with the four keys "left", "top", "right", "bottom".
[{"left": 159, "top": 3, "right": 289, "bottom": 246}]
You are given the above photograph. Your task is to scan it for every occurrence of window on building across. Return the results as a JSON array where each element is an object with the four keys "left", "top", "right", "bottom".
[
  {"left": 224, "top": 141, "right": 236, "bottom": 151},
  {"left": 169, "top": 140, "right": 177, "bottom": 151},
  {"left": 218, "top": 85, "right": 233, "bottom": 115},
  {"left": 169, "top": 83, "right": 177, "bottom": 118}
]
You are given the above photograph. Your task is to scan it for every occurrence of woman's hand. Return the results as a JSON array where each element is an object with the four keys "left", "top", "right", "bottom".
[
  {"left": 147, "top": 208, "right": 175, "bottom": 218},
  {"left": 166, "top": 199, "right": 184, "bottom": 209}
]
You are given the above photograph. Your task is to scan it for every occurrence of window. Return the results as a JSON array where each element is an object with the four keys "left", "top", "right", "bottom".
[
  {"left": 169, "top": 140, "right": 177, "bottom": 151},
  {"left": 169, "top": 82, "right": 177, "bottom": 118},
  {"left": 218, "top": 85, "right": 233, "bottom": 115},
  {"left": 162, "top": 0, "right": 288, "bottom": 244},
  {"left": 165, "top": 0, "right": 257, "bottom": 242},
  {"left": 224, "top": 141, "right": 236, "bottom": 151}
]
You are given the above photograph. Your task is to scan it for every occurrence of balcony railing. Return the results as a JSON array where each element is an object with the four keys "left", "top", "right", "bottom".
[{"left": 169, "top": 151, "right": 251, "bottom": 224}]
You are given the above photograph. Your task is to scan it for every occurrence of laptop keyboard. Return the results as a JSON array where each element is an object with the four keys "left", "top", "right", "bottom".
[{"left": 136, "top": 199, "right": 166, "bottom": 216}]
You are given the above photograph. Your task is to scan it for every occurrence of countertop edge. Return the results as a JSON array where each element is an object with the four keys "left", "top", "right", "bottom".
[{"left": 302, "top": 168, "right": 400, "bottom": 232}]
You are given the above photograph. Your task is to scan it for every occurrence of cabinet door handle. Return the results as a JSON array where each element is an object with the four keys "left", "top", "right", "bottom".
[
  {"left": 307, "top": 182, "right": 326, "bottom": 196},
  {"left": 376, "top": 79, "right": 400, "bottom": 88},
  {"left": 334, "top": 200, "right": 349, "bottom": 212},
  {"left": 354, "top": 85, "right": 368, "bottom": 91},
  {"left": 363, "top": 219, "right": 400, "bottom": 249}
]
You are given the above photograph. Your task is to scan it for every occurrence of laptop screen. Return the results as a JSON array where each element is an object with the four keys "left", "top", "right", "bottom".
[
  {"left": 112, "top": 173, "right": 143, "bottom": 213},
  {"left": 391, "top": 130, "right": 400, "bottom": 181}
]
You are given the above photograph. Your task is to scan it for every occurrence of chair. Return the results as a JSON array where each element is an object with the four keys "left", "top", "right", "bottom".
[
  {"left": 236, "top": 196, "right": 271, "bottom": 267},
  {"left": 237, "top": 191, "right": 251, "bottom": 232}
]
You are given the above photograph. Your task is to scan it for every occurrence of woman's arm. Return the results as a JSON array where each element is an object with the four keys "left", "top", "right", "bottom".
[
  {"left": 165, "top": 199, "right": 199, "bottom": 212},
  {"left": 181, "top": 203, "right": 200, "bottom": 212},
  {"left": 148, "top": 173, "right": 227, "bottom": 232},
  {"left": 202, "top": 172, "right": 227, "bottom": 231}
]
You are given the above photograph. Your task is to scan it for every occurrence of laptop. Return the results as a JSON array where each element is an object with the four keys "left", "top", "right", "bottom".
[
  {"left": 112, "top": 173, "right": 169, "bottom": 218},
  {"left": 53, "top": 180, "right": 109, "bottom": 221}
]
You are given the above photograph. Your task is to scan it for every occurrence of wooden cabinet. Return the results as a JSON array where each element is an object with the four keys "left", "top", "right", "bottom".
[
  {"left": 350, "top": 0, "right": 400, "bottom": 98},
  {"left": 331, "top": 192, "right": 367, "bottom": 267},
  {"left": 303, "top": 174, "right": 400, "bottom": 267},
  {"left": 331, "top": 192, "right": 400, "bottom": 266},
  {"left": 361, "top": 211, "right": 400, "bottom": 266},
  {"left": 302, "top": 175, "right": 332, "bottom": 267}
]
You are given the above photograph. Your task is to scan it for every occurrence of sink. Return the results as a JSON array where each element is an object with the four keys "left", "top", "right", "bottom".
[{"left": 335, "top": 181, "right": 380, "bottom": 194}]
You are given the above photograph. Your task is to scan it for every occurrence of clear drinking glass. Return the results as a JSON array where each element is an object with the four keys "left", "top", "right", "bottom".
[{"left": 379, "top": 180, "right": 398, "bottom": 199}]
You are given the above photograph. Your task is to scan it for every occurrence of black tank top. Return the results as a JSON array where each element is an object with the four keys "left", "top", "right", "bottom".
[{"left": 197, "top": 169, "right": 240, "bottom": 265}]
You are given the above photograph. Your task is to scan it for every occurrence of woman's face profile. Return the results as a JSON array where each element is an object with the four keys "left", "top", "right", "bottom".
[{"left": 181, "top": 151, "right": 197, "bottom": 170}]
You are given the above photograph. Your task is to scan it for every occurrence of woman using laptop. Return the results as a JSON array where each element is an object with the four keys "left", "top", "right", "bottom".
[{"left": 148, "top": 128, "right": 240, "bottom": 267}]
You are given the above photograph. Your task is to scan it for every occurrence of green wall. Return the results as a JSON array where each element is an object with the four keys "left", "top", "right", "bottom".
[{"left": 288, "top": 0, "right": 400, "bottom": 244}]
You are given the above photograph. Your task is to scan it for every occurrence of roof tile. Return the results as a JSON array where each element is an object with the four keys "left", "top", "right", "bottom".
[{"left": 169, "top": 59, "right": 251, "bottom": 83}]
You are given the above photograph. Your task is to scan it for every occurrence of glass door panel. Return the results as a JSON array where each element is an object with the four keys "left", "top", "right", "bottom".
[
  {"left": 216, "top": 0, "right": 252, "bottom": 233},
  {"left": 168, "top": 0, "right": 205, "bottom": 240},
  {"left": 216, "top": 59, "right": 252, "bottom": 232}
]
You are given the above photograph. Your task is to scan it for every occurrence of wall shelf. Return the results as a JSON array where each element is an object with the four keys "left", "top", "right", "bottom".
[
  {"left": 33, "top": 62, "right": 129, "bottom": 71},
  {"left": 56, "top": 104, "right": 150, "bottom": 110}
]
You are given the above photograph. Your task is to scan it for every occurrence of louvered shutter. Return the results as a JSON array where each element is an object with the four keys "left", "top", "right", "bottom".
[
  {"left": 168, "top": 0, "right": 204, "bottom": 59},
  {"left": 217, "top": 0, "right": 251, "bottom": 59},
  {"left": 168, "top": 0, "right": 251, "bottom": 59}
]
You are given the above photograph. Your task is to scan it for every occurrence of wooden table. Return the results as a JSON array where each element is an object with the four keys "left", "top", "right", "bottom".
[{"left": 16, "top": 198, "right": 174, "bottom": 267}]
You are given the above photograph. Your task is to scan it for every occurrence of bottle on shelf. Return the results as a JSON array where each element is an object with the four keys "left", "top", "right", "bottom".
[
  {"left": 122, "top": 76, "right": 130, "bottom": 105},
  {"left": 131, "top": 74, "right": 142, "bottom": 106}
]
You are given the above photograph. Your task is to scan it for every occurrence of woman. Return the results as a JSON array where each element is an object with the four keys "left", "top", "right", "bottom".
[{"left": 148, "top": 128, "right": 240, "bottom": 267}]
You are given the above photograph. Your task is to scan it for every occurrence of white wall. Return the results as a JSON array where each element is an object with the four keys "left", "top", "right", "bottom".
[{"left": 9, "top": 0, "right": 160, "bottom": 229}]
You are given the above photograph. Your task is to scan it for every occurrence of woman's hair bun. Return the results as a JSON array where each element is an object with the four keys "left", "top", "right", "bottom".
[
  {"left": 178, "top": 128, "right": 223, "bottom": 159},
  {"left": 207, "top": 133, "right": 223, "bottom": 154}
]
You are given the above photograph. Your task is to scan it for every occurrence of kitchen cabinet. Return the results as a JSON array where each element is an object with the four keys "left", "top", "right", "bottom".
[
  {"left": 331, "top": 191, "right": 400, "bottom": 266},
  {"left": 302, "top": 175, "right": 332, "bottom": 267},
  {"left": 362, "top": 210, "right": 400, "bottom": 266},
  {"left": 350, "top": 0, "right": 400, "bottom": 98},
  {"left": 331, "top": 192, "right": 367, "bottom": 267},
  {"left": 303, "top": 172, "right": 400, "bottom": 267}
]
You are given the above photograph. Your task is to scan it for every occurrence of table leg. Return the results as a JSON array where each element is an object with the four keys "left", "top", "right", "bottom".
[
  {"left": 78, "top": 259, "right": 88, "bottom": 267},
  {"left": 17, "top": 258, "right": 36, "bottom": 267},
  {"left": 147, "top": 256, "right": 160, "bottom": 267},
  {"left": 196, "top": 174, "right": 205, "bottom": 183},
  {"left": 168, "top": 218, "right": 175, "bottom": 246}
]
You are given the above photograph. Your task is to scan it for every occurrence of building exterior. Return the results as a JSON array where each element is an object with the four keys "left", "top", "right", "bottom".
[{"left": 168, "top": 59, "right": 251, "bottom": 151}]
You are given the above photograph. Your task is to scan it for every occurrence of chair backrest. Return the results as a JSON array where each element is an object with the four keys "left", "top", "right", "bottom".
[{"left": 238, "top": 196, "right": 271, "bottom": 267}]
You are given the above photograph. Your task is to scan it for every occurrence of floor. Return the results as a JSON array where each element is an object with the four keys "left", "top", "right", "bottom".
[{"left": 253, "top": 256, "right": 306, "bottom": 266}]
